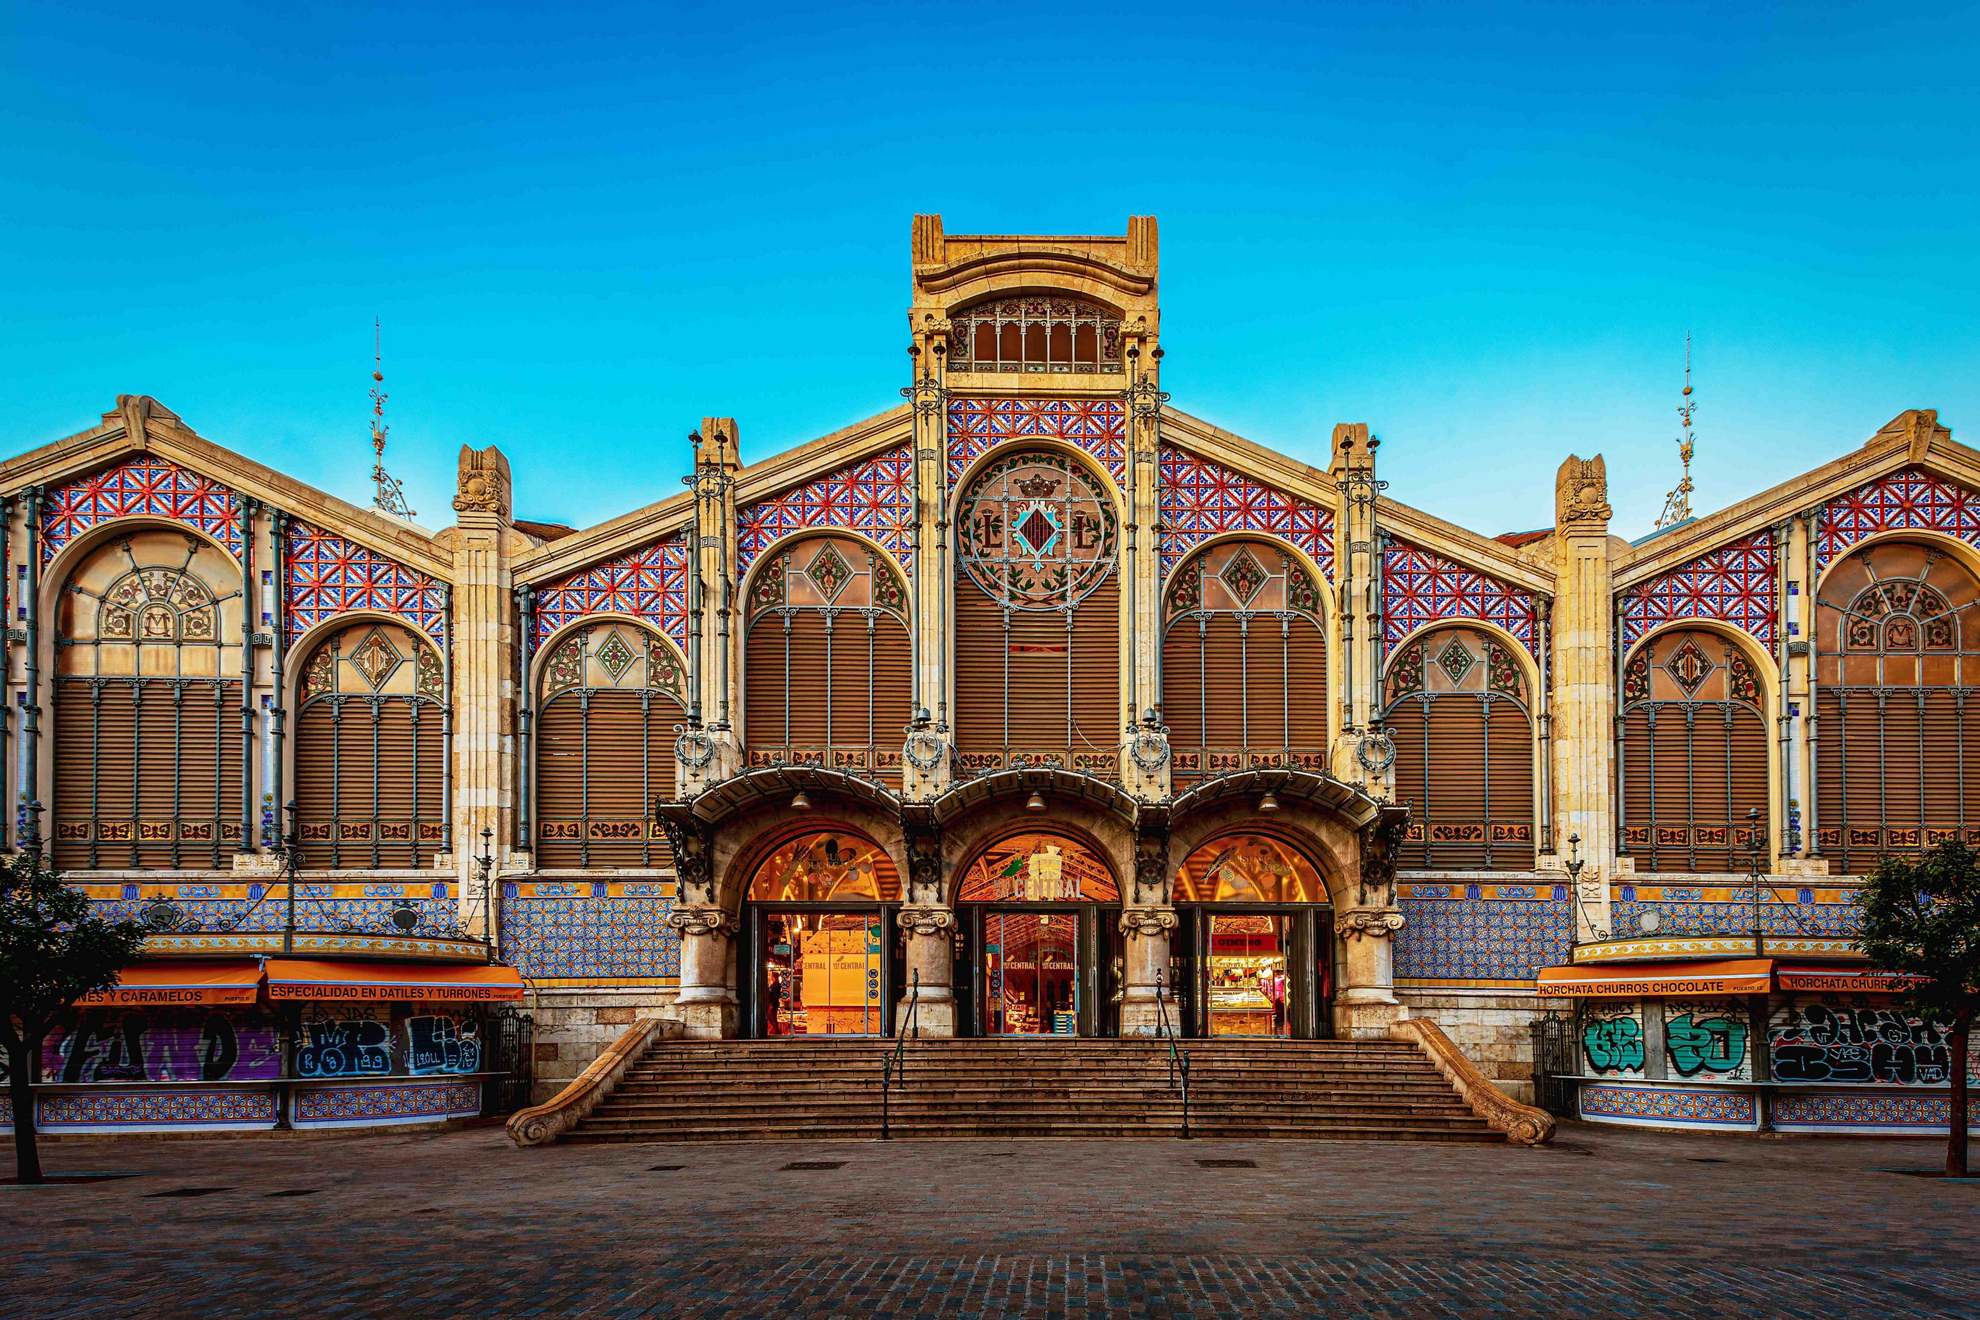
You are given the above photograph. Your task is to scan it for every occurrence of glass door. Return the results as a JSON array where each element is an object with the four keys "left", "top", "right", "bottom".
[
  {"left": 1206, "top": 913, "right": 1292, "bottom": 1038},
  {"left": 760, "top": 910, "right": 887, "bottom": 1036},
  {"left": 981, "top": 909, "right": 1082, "bottom": 1036}
]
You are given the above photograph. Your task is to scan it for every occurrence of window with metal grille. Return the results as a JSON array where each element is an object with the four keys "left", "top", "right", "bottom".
[
  {"left": 52, "top": 529, "right": 245, "bottom": 870},
  {"left": 953, "top": 451, "right": 1122, "bottom": 778},
  {"left": 294, "top": 621, "right": 444, "bottom": 868},
  {"left": 743, "top": 536, "right": 911, "bottom": 785},
  {"left": 536, "top": 622, "right": 686, "bottom": 868},
  {"left": 1814, "top": 539, "right": 1980, "bottom": 873},
  {"left": 947, "top": 296, "right": 1123, "bottom": 374},
  {"left": 1161, "top": 539, "right": 1328, "bottom": 784},
  {"left": 1379, "top": 625, "right": 1536, "bottom": 871},
  {"left": 1618, "top": 628, "right": 1770, "bottom": 872}
]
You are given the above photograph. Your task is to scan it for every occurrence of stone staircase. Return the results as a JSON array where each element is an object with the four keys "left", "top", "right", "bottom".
[{"left": 560, "top": 1038, "right": 1504, "bottom": 1144}]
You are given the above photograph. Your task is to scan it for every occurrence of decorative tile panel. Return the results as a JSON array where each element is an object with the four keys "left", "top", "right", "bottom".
[
  {"left": 947, "top": 397, "right": 1128, "bottom": 488},
  {"left": 1610, "top": 891, "right": 1860, "bottom": 940},
  {"left": 1393, "top": 888, "right": 1572, "bottom": 983},
  {"left": 286, "top": 520, "right": 445, "bottom": 645},
  {"left": 736, "top": 445, "right": 915, "bottom": 575},
  {"left": 1818, "top": 466, "right": 1980, "bottom": 570},
  {"left": 1773, "top": 1092, "right": 1980, "bottom": 1130},
  {"left": 533, "top": 532, "right": 690, "bottom": 648},
  {"left": 37, "top": 1088, "right": 276, "bottom": 1128},
  {"left": 500, "top": 887, "right": 681, "bottom": 985},
  {"left": 1621, "top": 531, "right": 1776, "bottom": 647},
  {"left": 1580, "top": 1084, "right": 1753, "bottom": 1125},
  {"left": 1382, "top": 541, "right": 1538, "bottom": 657},
  {"left": 82, "top": 881, "right": 459, "bottom": 939},
  {"left": 1158, "top": 446, "right": 1334, "bottom": 579},
  {"left": 41, "top": 455, "right": 242, "bottom": 561},
  {"left": 293, "top": 1080, "right": 480, "bottom": 1124}
]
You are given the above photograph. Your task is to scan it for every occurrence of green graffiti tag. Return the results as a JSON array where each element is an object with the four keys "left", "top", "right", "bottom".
[
  {"left": 1581, "top": 1015, "right": 1644, "bottom": 1073},
  {"left": 1665, "top": 1013, "right": 1748, "bottom": 1078}
]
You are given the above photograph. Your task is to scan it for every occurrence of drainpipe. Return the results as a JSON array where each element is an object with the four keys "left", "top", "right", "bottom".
[
  {"left": 23, "top": 487, "right": 41, "bottom": 849},
  {"left": 239, "top": 497, "right": 258, "bottom": 855}
]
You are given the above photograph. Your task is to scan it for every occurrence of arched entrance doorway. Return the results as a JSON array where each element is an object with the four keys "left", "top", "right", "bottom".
[
  {"left": 740, "top": 829, "right": 902, "bottom": 1038},
  {"left": 955, "top": 831, "right": 1121, "bottom": 1038},
  {"left": 1170, "top": 832, "right": 1334, "bottom": 1039}
]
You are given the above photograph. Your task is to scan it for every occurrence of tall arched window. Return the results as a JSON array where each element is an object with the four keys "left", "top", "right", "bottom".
[
  {"left": 1815, "top": 540, "right": 1980, "bottom": 871},
  {"left": 1161, "top": 539, "right": 1327, "bottom": 784},
  {"left": 295, "top": 621, "right": 445, "bottom": 868},
  {"left": 743, "top": 536, "right": 911, "bottom": 784},
  {"left": 948, "top": 296, "right": 1123, "bottom": 374},
  {"left": 1380, "top": 625, "right": 1536, "bottom": 871},
  {"left": 53, "top": 530, "right": 244, "bottom": 870},
  {"left": 1619, "top": 629, "right": 1770, "bottom": 872},
  {"left": 536, "top": 623, "right": 687, "bottom": 868},
  {"left": 954, "top": 450, "right": 1121, "bottom": 777}
]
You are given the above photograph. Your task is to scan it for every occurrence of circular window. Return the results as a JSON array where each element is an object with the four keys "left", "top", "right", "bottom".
[{"left": 957, "top": 451, "right": 1117, "bottom": 610}]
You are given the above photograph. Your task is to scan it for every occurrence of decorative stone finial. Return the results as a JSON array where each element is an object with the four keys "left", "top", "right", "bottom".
[
  {"left": 453, "top": 444, "right": 512, "bottom": 520},
  {"left": 1555, "top": 454, "right": 1612, "bottom": 530}
]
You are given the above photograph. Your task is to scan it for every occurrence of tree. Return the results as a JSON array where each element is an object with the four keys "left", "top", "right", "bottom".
[
  {"left": 1858, "top": 838, "right": 1980, "bottom": 1177},
  {"left": 0, "top": 847, "right": 145, "bottom": 1184}
]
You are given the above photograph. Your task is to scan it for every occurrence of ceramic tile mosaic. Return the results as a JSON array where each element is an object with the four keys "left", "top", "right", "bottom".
[
  {"left": 1383, "top": 540, "right": 1539, "bottom": 658},
  {"left": 1157, "top": 446, "right": 1334, "bottom": 579},
  {"left": 500, "top": 889, "right": 681, "bottom": 985},
  {"left": 40, "top": 454, "right": 242, "bottom": 561},
  {"left": 83, "top": 882, "right": 459, "bottom": 937},
  {"left": 532, "top": 531, "right": 691, "bottom": 648},
  {"left": 293, "top": 1080, "right": 480, "bottom": 1123},
  {"left": 37, "top": 1088, "right": 276, "bottom": 1127},
  {"left": 1772, "top": 1092, "right": 1976, "bottom": 1129},
  {"left": 1579, "top": 1083, "right": 1754, "bottom": 1125},
  {"left": 736, "top": 445, "right": 916, "bottom": 575},
  {"left": 946, "top": 397, "right": 1127, "bottom": 488},
  {"left": 1817, "top": 465, "right": 1980, "bottom": 570},
  {"left": 1620, "top": 530, "right": 1777, "bottom": 647},
  {"left": 286, "top": 520, "right": 445, "bottom": 644},
  {"left": 1393, "top": 889, "right": 1572, "bottom": 982},
  {"left": 1611, "top": 893, "right": 1859, "bottom": 939}
]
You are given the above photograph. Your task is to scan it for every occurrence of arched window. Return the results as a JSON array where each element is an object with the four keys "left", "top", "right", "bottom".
[
  {"left": 954, "top": 451, "right": 1121, "bottom": 777},
  {"left": 948, "top": 296, "right": 1123, "bottom": 374},
  {"left": 294, "top": 621, "right": 445, "bottom": 868},
  {"left": 748, "top": 831, "right": 902, "bottom": 902},
  {"left": 1380, "top": 625, "right": 1536, "bottom": 871},
  {"left": 1172, "top": 833, "right": 1328, "bottom": 904},
  {"left": 1161, "top": 540, "right": 1327, "bottom": 784},
  {"left": 53, "top": 530, "right": 244, "bottom": 870},
  {"left": 743, "top": 537, "right": 911, "bottom": 784},
  {"left": 536, "top": 623, "right": 686, "bottom": 868},
  {"left": 1814, "top": 540, "right": 1980, "bottom": 870},
  {"left": 958, "top": 832, "right": 1120, "bottom": 902},
  {"left": 1619, "top": 629, "right": 1770, "bottom": 872}
]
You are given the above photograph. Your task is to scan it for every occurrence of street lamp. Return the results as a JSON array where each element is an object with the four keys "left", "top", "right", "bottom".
[
  {"left": 280, "top": 800, "right": 302, "bottom": 954},
  {"left": 476, "top": 826, "right": 497, "bottom": 960},
  {"left": 1562, "top": 832, "right": 1585, "bottom": 949}
]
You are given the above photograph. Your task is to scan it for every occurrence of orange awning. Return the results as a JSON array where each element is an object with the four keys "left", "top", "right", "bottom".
[
  {"left": 264, "top": 959, "right": 525, "bottom": 1002},
  {"left": 1776, "top": 963, "right": 1924, "bottom": 994},
  {"left": 74, "top": 961, "right": 263, "bottom": 1007},
  {"left": 1537, "top": 958, "right": 1773, "bottom": 998}
]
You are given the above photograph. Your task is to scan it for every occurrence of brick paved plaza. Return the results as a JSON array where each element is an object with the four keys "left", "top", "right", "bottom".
[{"left": 4, "top": 1125, "right": 1975, "bottom": 1318}]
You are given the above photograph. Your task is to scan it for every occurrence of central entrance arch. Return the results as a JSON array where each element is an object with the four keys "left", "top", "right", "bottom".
[
  {"left": 740, "top": 827, "right": 902, "bottom": 1038},
  {"left": 955, "top": 829, "right": 1122, "bottom": 1038},
  {"left": 1169, "top": 831, "right": 1335, "bottom": 1039}
]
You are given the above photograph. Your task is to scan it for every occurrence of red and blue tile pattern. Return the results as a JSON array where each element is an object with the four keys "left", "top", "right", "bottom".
[
  {"left": 1620, "top": 530, "right": 1777, "bottom": 647},
  {"left": 286, "top": 520, "right": 445, "bottom": 645},
  {"left": 1158, "top": 446, "right": 1334, "bottom": 579},
  {"left": 736, "top": 445, "right": 916, "bottom": 575},
  {"left": 947, "top": 398, "right": 1128, "bottom": 488},
  {"left": 1383, "top": 540, "right": 1539, "bottom": 656},
  {"left": 41, "top": 455, "right": 242, "bottom": 561},
  {"left": 1818, "top": 465, "right": 1980, "bottom": 570},
  {"left": 532, "top": 531, "right": 691, "bottom": 648}
]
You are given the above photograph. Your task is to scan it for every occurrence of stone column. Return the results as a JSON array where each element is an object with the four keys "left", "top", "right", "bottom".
[
  {"left": 1333, "top": 813, "right": 1407, "bottom": 1038},
  {"left": 1118, "top": 821, "right": 1175, "bottom": 1037},
  {"left": 902, "top": 323, "right": 952, "bottom": 800},
  {"left": 1120, "top": 324, "right": 1170, "bottom": 801},
  {"left": 446, "top": 445, "right": 523, "bottom": 935},
  {"left": 689, "top": 420, "right": 744, "bottom": 785},
  {"left": 1551, "top": 455, "right": 1616, "bottom": 941},
  {"left": 667, "top": 905, "right": 741, "bottom": 1039},
  {"left": 896, "top": 905, "right": 956, "bottom": 1037},
  {"left": 1328, "top": 424, "right": 1384, "bottom": 790}
]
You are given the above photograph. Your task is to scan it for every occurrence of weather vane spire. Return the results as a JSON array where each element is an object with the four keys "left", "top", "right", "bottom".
[
  {"left": 370, "top": 318, "right": 416, "bottom": 521},
  {"left": 1655, "top": 334, "right": 1696, "bottom": 530}
]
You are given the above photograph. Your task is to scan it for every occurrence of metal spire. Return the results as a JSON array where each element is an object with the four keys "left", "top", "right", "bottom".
[
  {"left": 1654, "top": 334, "right": 1696, "bottom": 530},
  {"left": 370, "top": 318, "right": 417, "bottom": 521}
]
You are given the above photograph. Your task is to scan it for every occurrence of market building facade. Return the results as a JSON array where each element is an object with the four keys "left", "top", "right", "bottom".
[{"left": 0, "top": 216, "right": 1973, "bottom": 1139}]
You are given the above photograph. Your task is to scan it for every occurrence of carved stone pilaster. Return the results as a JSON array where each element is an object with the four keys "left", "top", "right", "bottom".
[
  {"left": 666, "top": 905, "right": 739, "bottom": 938},
  {"left": 896, "top": 904, "right": 955, "bottom": 938},
  {"left": 904, "top": 814, "right": 944, "bottom": 904},
  {"left": 1132, "top": 810, "right": 1170, "bottom": 905},
  {"left": 1118, "top": 905, "right": 1179, "bottom": 938},
  {"left": 1334, "top": 906, "right": 1406, "bottom": 940}
]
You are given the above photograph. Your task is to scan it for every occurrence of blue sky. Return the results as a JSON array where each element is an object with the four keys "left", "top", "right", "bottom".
[{"left": 4, "top": 1, "right": 1975, "bottom": 540}]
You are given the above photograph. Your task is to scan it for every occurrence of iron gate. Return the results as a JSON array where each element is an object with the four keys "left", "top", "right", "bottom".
[
  {"left": 1529, "top": 1009, "right": 1579, "bottom": 1118},
  {"left": 485, "top": 1007, "right": 535, "bottom": 1115}
]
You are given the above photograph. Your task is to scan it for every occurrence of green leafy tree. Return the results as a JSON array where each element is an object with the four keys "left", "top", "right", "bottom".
[
  {"left": 1858, "top": 839, "right": 1980, "bottom": 1177},
  {"left": 0, "top": 847, "right": 145, "bottom": 1184}
]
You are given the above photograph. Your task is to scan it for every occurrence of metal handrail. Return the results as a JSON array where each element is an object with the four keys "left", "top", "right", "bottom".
[
  {"left": 1154, "top": 967, "right": 1191, "bottom": 1140},
  {"left": 880, "top": 968, "right": 920, "bottom": 1141}
]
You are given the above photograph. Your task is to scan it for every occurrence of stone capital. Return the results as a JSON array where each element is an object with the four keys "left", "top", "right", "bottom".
[
  {"left": 1119, "top": 905, "right": 1179, "bottom": 938},
  {"left": 896, "top": 904, "right": 955, "bottom": 938},
  {"left": 666, "top": 905, "right": 739, "bottom": 938},
  {"left": 1334, "top": 906, "right": 1406, "bottom": 941}
]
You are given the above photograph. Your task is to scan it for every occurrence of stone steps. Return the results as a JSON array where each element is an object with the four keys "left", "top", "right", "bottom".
[{"left": 564, "top": 1037, "right": 1504, "bottom": 1145}]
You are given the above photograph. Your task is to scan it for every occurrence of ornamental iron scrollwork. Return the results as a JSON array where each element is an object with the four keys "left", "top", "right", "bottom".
[
  {"left": 903, "top": 727, "right": 946, "bottom": 773},
  {"left": 1129, "top": 723, "right": 1172, "bottom": 774},
  {"left": 673, "top": 725, "right": 716, "bottom": 772},
  {"left": 1355, "top": 731, "right": 1396, "bottom": 773}
]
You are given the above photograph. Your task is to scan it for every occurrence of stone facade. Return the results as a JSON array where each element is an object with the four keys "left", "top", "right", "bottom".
[{"left": 2, "top": 219, "right": 1966, "bottom": 1101}]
